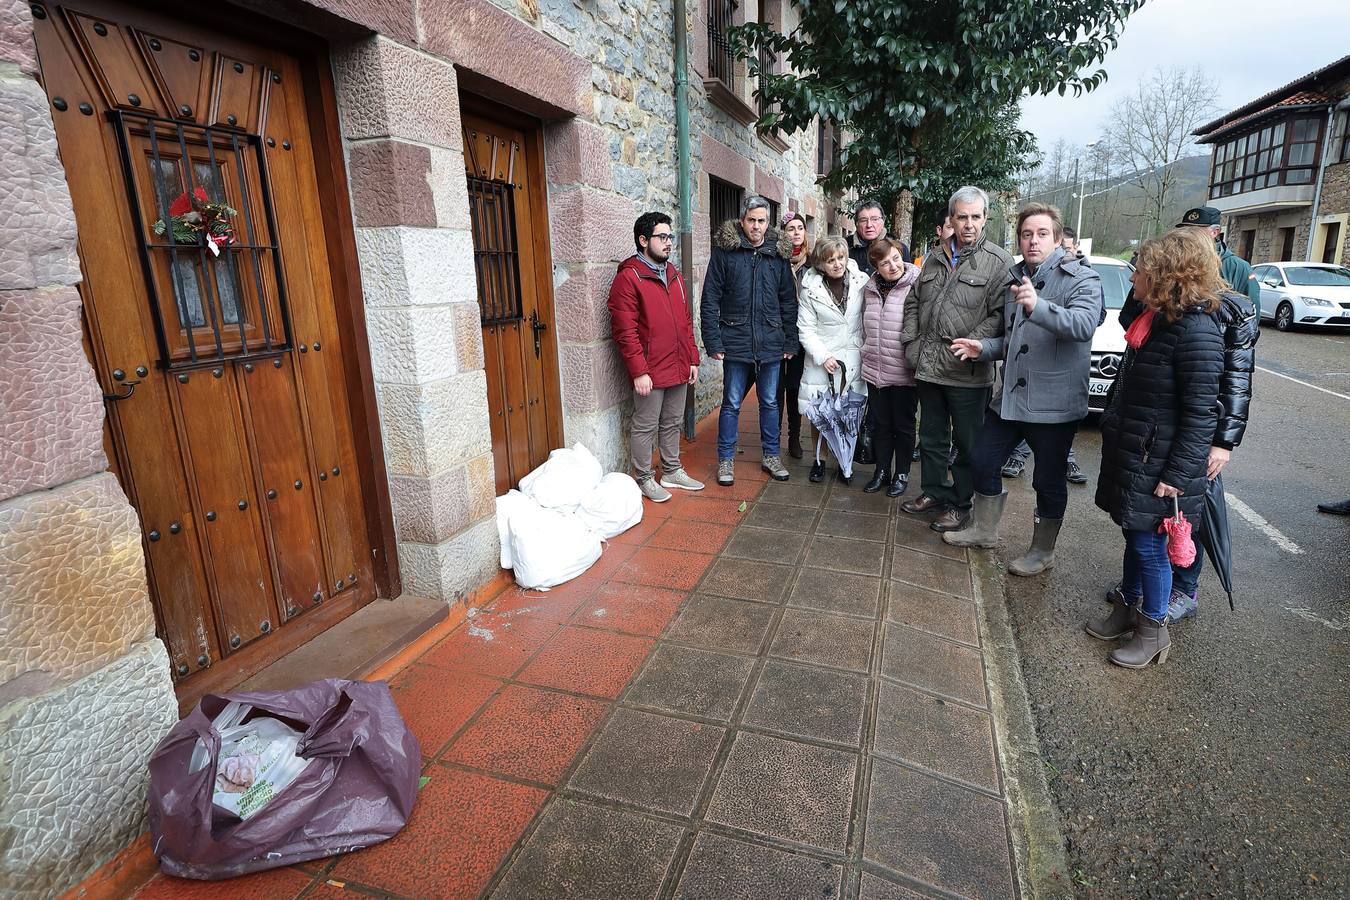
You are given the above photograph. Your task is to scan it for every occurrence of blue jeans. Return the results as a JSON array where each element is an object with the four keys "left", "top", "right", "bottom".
[
  {"left": 719, "top": 360, "right": 782, "bottom": 460},
  {"left": 1172, "top": 553, "right": 1203, "bottom": 598},
  {"left": 1122, "top": 529, "right": 1171, "bottom": 622}
]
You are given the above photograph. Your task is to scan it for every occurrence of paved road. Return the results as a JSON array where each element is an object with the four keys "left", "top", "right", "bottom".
[{"left": 995, "top": 324, "right": 1350, "bottom": 897}]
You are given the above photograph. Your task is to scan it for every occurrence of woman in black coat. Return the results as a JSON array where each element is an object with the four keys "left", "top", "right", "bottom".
[{"left": 1087, "top": 228, "right": 1225, "bottom": 668}]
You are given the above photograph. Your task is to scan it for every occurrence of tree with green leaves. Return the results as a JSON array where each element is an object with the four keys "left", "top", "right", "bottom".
[{"left": 734, "top": 0, "right": 1143, "bottom": 245}]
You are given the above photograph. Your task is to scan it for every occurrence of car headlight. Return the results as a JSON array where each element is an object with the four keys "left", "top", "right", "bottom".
[{"left": 1300, "top": 296, "right": 1334, "bottom": 307}]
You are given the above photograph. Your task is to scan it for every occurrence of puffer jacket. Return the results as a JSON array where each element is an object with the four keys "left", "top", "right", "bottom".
[
  {"left": 901, "top": 235, "right": 1013, "bottom": 387},
  {"left": 699, "top": 221, "right": 799, "bottom": 365},
  {"left": 861, "top": 264, "right": 922, "bottom": 388},
  {"left": 1095, "top": 306, "right": 1224, "bottom": 531},
  {"left": 607, "top": 255, "right": 699, "bottom": 389},
  {"left": 797, "top": 262, "right": 868, "bottom": 412},
  {"left": 1120, "top": 289, "right": 1258, "bottom": 450}
]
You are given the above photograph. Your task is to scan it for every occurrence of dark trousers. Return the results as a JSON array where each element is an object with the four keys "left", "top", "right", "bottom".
[
  {"left": 970, "top": 410, "right": 1078, "bottom": 519},
  {"left": 916, "top": 381, "right": 989, "bottom": 511},
  {"left": 777, "top": 354, "right": 805, "bottom": 431},
  {"left": 867, "top": 383, "right": 918, "bottom": 475}
]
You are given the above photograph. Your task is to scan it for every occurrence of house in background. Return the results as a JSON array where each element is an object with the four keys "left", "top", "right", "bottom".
[
  {"left": 0, "top": 0, "right": 845, "bottom": 894},
  {"left": 1195, "top": 53, "right": 1350, "bottom": 266}
]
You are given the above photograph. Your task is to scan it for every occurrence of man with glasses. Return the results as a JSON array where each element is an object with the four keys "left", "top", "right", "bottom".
[
  {"left": 609, "top": 212, "right": 703, "bottom": 502},
  {"left": 850, "top": 199, "right": 911, "bottom": 275}
]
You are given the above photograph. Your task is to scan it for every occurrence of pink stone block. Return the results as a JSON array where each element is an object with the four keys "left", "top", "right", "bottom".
[
  {"left": 302, "top": 0, "right": 418, "bottom": 44},
  {"left": 560, "top": 342, "right": 628, "bottom": 414},
  {"left": 554, "top": 264, "right": 616, "bottom": 344},
  {"left": 545, "top": 119, "right": 614, "bottom": 191},
  {"left": 549, "top": 187, "right": 638, "bottom": 265},
  {"left": 418, "top": 0, "right": 592, "bottom": 119},
  {"left": 451, "top": 299, "right": 485, "bottom": 373},
  {"left": 755, "top": 167, "right": 784, "bottom": 203},
  {"left": 0, "top": 0, "right": 37, "bottom": 73},
  {"left": 348, "top": 139, "right": 435, "bottom": 227},
  {"left": 0, "top": 287, "right": 107, "bottom": 502},
  {"left": 701, "top": 136, "right": 753, "bottom": 191},
  {"left": 333, "top": 37, "right": 462, "bottom": 148}
]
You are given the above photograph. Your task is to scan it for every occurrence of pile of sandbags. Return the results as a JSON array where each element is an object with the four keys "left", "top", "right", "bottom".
[{"left": 495, "top": 444, "right": 643, "bottom": 590}]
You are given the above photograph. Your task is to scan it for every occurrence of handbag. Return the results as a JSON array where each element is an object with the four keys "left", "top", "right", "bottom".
[{"left": 853, "top": 400, "right": 875, "bottom": 465}]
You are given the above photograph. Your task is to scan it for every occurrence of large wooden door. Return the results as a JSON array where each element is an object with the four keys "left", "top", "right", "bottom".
[
  {"left": 32, "top": 0, "right": 379, "bottom": 690},
  {"left": 461, "top": 103, "right": 563, "bottom": 494}
]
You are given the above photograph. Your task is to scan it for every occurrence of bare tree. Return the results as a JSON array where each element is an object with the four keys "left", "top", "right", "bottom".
[{"left": 1103, "top": 67, "right": 1219, "bottom": 237}]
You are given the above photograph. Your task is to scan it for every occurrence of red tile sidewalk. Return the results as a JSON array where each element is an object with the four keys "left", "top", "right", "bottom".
[{"left": 130, "top": 418, "right": 747, "bottom": 900}]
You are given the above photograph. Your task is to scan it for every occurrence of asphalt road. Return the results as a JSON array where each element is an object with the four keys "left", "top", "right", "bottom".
[{"left": 995, "top": 324, "right": 1350, "bottom": 897}]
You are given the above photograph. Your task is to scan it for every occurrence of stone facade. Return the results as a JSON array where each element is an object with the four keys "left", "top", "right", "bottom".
[{"left": 0, "top": 0, "right": 836, "bottom": 892}]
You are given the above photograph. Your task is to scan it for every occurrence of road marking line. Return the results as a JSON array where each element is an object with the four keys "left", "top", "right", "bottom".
[
  {"left": 1284, "top": 607, "right": 1350, "bottom": 630},
  {"left": 1228, "top": 493, "right": 1305, "bottom": 555},
  {"left": 1255, "top": 365, "right": 1350, "bottom": 402}
]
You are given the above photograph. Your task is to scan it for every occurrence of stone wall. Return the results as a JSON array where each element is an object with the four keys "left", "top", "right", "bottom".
[
  {"left": 1224, "top": 210, "right": 1310, "bottom": 265},
  {"left": 1315, "top": 161, "right": 1350, "bottom": 263},
  {"left": 0, "top": 3, "right": 176, "bottom": 896}
]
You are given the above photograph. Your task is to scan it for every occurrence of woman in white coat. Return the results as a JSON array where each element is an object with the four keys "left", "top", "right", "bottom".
[{"left": 797, "top": 235, "right": 869, "bottom": 484}]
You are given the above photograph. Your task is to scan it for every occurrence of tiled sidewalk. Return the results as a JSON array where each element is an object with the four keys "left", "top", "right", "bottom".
[{"left": 131, "top": 420, "right": 1020, "bottom": 900}]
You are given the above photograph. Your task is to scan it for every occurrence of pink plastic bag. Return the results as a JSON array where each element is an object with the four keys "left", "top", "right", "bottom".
[{"left": 1159, "top": 496, "right": 1197, "bottom": 568}]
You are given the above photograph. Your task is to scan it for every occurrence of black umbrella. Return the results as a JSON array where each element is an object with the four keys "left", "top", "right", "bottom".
[{"left": 1199, "top": 473, "right": 1236, "bottom": 610}]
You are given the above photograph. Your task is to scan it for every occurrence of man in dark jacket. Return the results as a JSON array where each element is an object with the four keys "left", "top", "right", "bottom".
[
  {"left": 609, "top": 212, "right": 703, "bottom": 503},
  {"left": 701, "top": 196, "right": 799, "bottom": 486},
  {"left": 900, "top": 186, "right": 1014, "bottom": 532},
  {"left": 849, "top": 199, "right": 911, "bottom": 275},
  {"left": 1178, "top": 206, "right": 1260, "bottom": 304}
]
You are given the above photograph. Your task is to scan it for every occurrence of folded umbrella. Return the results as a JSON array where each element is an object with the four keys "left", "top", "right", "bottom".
[
  {"left": 804, "top": 362, "right": 868, "bottom": 479},
  {"left": 1159, "top": 495, "right": 1197, "bottom": 568},
  {"left": 1199, "top": 473, "right": 1236, "bottom": 611}
]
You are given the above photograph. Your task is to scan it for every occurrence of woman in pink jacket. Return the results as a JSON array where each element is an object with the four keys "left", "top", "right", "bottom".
[{"left": 860, "top": 237, "right": 923, "bottom": 497}]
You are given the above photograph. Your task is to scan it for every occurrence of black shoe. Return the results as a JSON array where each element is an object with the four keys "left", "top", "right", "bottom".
[
  {"left": 1066, "top": 460, "right": 1088, "bottom": 484},
  {"left": 809, "top": 461, "right": 825, "bottom": 483},
  {"left": 863, "top": 467, "right": 890, "bottom": 493},
  {"left": 886, "top": 473, "right": 909, "bottom": 498},
  {"left": 1002, "top": 456, "right": 1026, "bottom": 478},
  {"left": 788, "top": 431, "right": 804, "bottom": 460},
  {"left": 837, "top": 467, "right": 852, "bottom": 486},
  {"left": 1318, "top": 498, "right": 1350, "bottom": 515},
  {"left": 911, "top": 446, "right": 921, "bottom": 461}
]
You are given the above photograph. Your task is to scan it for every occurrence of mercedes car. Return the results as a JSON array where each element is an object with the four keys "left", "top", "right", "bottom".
[{"left": 1085, "top": 255, "right": 1134, "bottom": 412}]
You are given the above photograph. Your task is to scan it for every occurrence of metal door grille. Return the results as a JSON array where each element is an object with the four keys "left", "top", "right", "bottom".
[
  {"left": 468, "top": 176, "right": 524, "bottom": 324},
  {"left": 111, "top": 110, "right": 293, "bottom": 369}
]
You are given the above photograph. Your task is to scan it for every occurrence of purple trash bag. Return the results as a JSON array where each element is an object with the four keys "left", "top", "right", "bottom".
[{"left": 147, "top": 679, "right": 420, "bottom": 879}]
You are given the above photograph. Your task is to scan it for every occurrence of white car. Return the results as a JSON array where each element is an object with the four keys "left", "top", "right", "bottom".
[
  {"left": 1251, "top": 262, "right": 1350, "bottom": 331},
  {"left": 1085, "top": 256, "right": 1134, "bottom": 412}
]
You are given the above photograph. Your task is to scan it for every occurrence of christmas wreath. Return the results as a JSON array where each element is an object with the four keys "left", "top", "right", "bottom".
[{"left": 153, "top": 187, "right": 238, "bottom": 257}]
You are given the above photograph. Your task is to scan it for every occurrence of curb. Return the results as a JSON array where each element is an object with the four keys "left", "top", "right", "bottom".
[{"left": 969, "top": 550, "right": 1074, "bottom": 900}]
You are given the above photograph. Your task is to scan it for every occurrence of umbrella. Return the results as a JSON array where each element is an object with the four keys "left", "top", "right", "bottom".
[
  {"left": 1159, "top": 495, "right": 1197, "bottom": 568},
  {"left": 1198, "top": 473, "right": 1236, "bottom": 611},
  {"left": 804, "top": 362, "right": 868, "bottom": 479}
]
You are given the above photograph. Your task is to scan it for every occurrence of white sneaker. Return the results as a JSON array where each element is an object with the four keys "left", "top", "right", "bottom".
[
  {"left": 659, "top": 468, "right": 705, "bottom": 491},
  {"left": 638, "top": 478, "right": 672, "bottom": 503}
]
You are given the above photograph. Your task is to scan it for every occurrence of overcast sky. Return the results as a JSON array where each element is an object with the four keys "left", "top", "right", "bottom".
[{"left": 1018, "top": 0, "right": 1349, "bottom": 154}]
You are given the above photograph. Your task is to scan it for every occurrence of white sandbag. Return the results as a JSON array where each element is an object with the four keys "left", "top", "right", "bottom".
[
  {"left": 494, "top": 490, "right": 540, "bottom": 569},
  {"left": 518, "top": 442, "right": 603, "bottom": 510},
  {"left": 575, "top": 473, "right": 643, "bottom": 539},
  {"left": 509, "top": 505, "right": 603, "bottom": 590}
]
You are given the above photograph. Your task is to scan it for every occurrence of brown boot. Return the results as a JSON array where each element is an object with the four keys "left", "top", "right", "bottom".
[
  {"left": 1109, "top": 612, "right": 1171, "bottom": 668},
  {"left": 901, "top": 494, "right": 942, "bottom": 515},
  {"left": 930, "top": 506, "right": 970, "bottom": 533}
]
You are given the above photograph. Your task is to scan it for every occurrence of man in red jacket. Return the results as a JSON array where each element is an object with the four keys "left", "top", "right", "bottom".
[{"left": 608, "top": 212, "right": 704, "bottom": 502}]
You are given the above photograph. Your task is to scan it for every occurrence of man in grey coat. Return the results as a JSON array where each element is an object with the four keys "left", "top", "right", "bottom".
[{"left": 943, "top": 202, "right": 1104, "bottom": 575}]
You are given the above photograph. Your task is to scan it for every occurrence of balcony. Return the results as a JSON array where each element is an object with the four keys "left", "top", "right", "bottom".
[{"left": 1209, "top": 183, "right": 1316, "bottom": 216}]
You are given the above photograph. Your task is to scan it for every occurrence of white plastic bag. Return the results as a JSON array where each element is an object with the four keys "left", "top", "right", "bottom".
[
  {"left": 495, "top": 490, "right": 540, "bottom": 569},
  {"left": 509, "top": 505, "right": 602, "bottom": 589},
  {"left": 575, "top": 473, "right": 643, "bottom": 539},
  {"left": 187, "top": 701, "right": 311, "bottom": 820},
  {"left": 518, "top": 443, "right": 603, "bottom": 510}
]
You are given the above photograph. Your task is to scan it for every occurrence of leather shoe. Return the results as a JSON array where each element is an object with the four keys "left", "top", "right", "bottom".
[
  {"left": 886, "top": 473, "right": 909, "bottom": 498},
  {"left": 1317, "top": 498, "right": 1350, "bottom": 515},
  {"left": 901, "top": 494, "right": 941, "bottom": 514},
  {"left": 930, "top": 506, "right": 971, "bottom": 532},
  {"left": 863, "top": 467, "right": 890, "bottom": 493},
  {"left": 809, "top": 461, "right": 825, "bottom": 483}
]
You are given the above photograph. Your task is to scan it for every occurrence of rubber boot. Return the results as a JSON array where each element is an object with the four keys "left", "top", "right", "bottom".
[
  {"left": 1109, "top": 611, "right": 1171, "bottom": 668},
  {"left": 787, "top": 414, "right": 804, "bottom": 459},
  {"left": 942, "top": 491, "right": 1006, "bottom": 548},
  {"left": 1085, "top": 596, "right": 1136, "bottom": 641},
  {"left": 1008, "top": 515, "right": 1063, "bottom": 576}
]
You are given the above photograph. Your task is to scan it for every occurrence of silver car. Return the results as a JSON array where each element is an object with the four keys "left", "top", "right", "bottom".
[{"left": 1252, "top": 262, "right": 1350, "bottom": 331}]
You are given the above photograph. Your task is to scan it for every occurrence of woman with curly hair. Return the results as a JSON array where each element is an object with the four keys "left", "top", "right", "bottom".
[{"left": 1087, "top": 227, "right": 1224, "bottom": 668}]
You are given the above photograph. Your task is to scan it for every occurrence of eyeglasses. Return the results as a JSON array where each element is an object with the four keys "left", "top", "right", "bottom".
[
  {"left": 856, "top": 216, "right": 884, "bottom": 225},
  {"left": 650, "top": 233, "right": 675, "bottom": 243}
]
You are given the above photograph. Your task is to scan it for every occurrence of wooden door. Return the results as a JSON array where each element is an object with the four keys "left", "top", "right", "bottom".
[
  {"left": 32, "top": 0, "right": 378, "bottom": 690},
  {"left": 461, "top": 103, "right": 563, "bottom": 494}
]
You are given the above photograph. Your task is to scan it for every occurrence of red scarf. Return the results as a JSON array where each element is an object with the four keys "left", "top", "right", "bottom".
[{"left": 1125, "top": 308, "right": 1156, "bottom": 350}]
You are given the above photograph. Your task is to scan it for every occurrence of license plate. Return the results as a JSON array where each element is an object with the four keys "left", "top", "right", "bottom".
[
  {"left": 1089, "top": 380, "right": 1110, "bottom": 396},
  {"left": 1342, "top": 310, "right": 1350, "bottom": 318}
]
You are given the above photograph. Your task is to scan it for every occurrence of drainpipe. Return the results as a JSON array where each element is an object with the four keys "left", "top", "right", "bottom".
[
  {"left": 1304, "top": 105, "right": 1337, "bottom": 260},
  {"left": 675, "top": 0, "right": 697, "bottom": 439}
]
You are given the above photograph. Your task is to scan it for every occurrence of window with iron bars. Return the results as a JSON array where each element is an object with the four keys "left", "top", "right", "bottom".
[
  {"left": 707, "top": 0, "right": 738, "bottom": 92},
  {"left": 710, "top": 176, "right": 744, "bottom": 230}
]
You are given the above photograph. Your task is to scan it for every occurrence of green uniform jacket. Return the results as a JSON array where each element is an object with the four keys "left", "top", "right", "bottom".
[
  {"left": 1218, "top": 240, "right": 1259, "bottom": 305},
  {"left": 901, "top": 235, "right": 1014, "bottom": 387}
]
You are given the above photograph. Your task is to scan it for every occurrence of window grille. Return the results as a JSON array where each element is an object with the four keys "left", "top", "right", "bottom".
[
  {"left": 707, "top": 0, "right": 738, "bottom": 92},
  {"left": 111, "top": 110, "right": 292, "bottom": 369},
  {"left": 710, "top": 176, "right": 744, "bottom": 231},
  {"left": 467, "top": 176, "right": 524, "bottom": 325}
]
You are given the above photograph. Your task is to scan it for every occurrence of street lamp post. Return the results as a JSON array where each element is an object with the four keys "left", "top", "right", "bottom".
[{"left": 1075, "top": 139, "right": 1098, "bottom": 239}]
